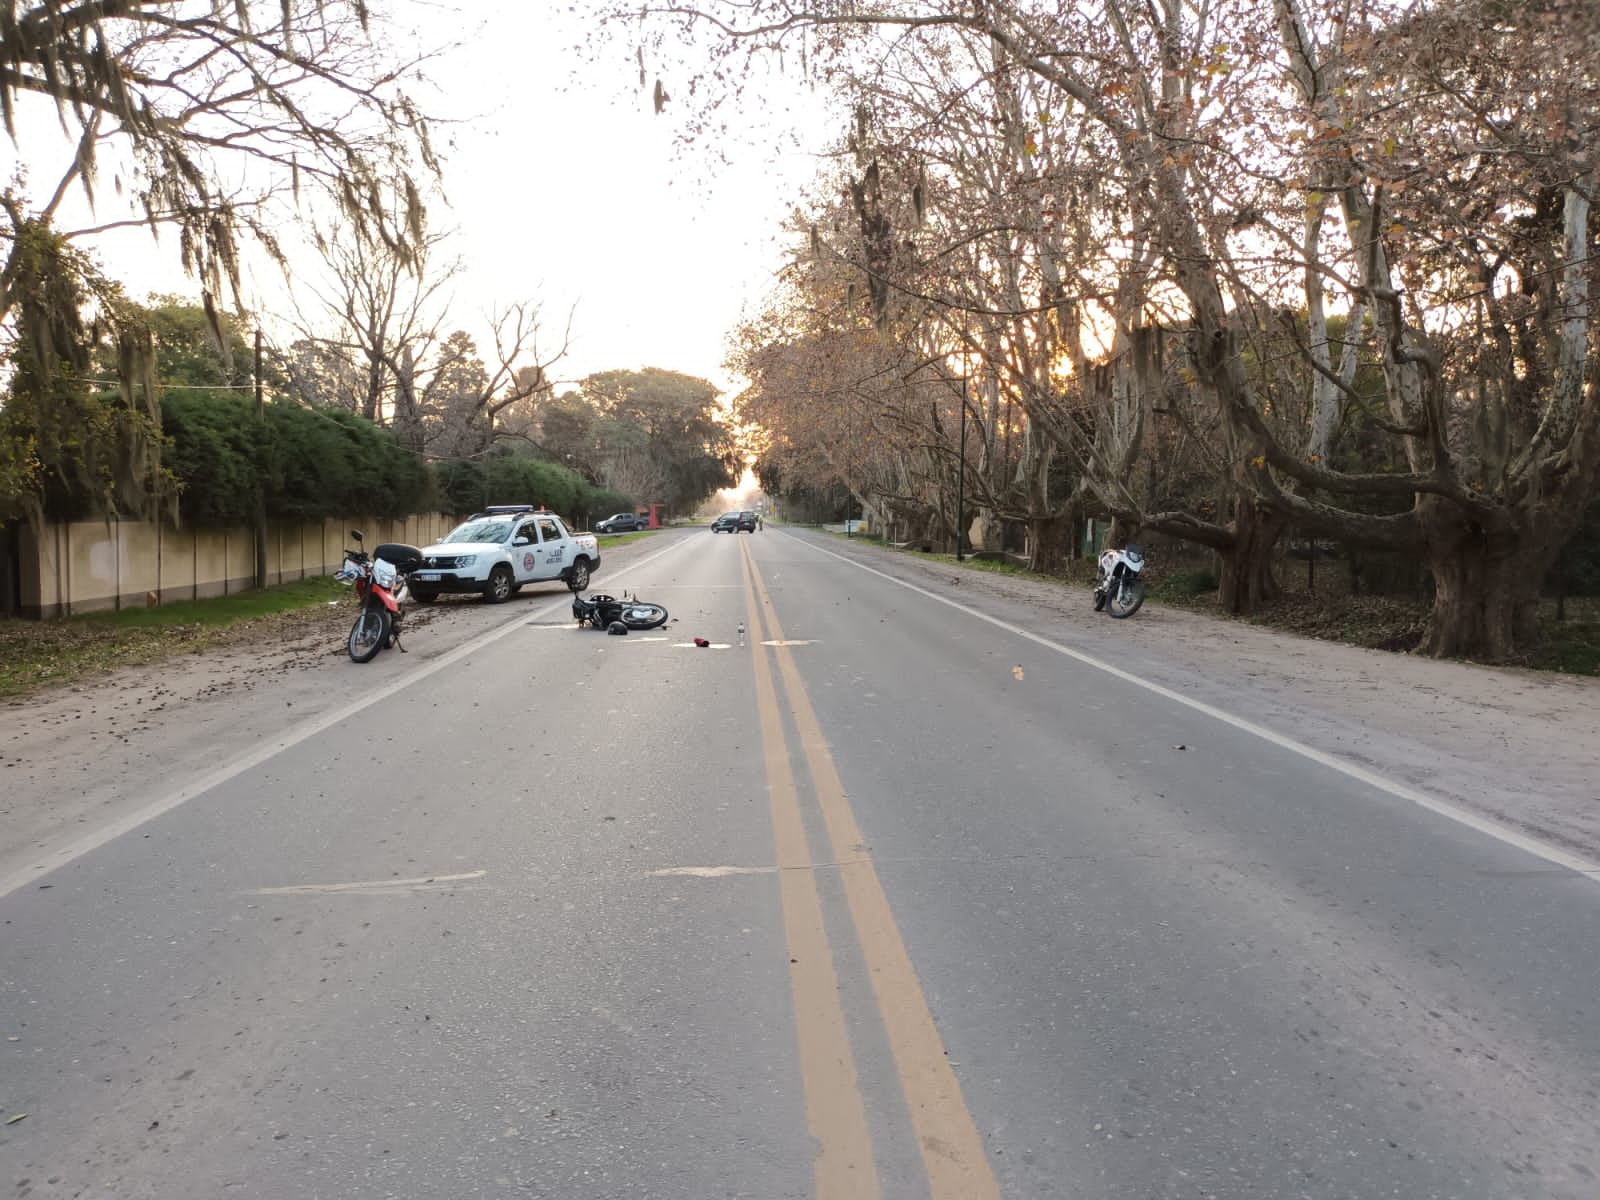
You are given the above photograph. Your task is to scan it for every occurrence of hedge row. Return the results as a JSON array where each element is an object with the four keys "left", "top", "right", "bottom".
[
  {"left": 160, "top": 393, "right": 628, "bottom": 527},
  {"left": 161, "top": 392, "right": 432, "bottom": 525}
]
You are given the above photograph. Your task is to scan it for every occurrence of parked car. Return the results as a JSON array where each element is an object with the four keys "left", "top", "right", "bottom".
[
  {"left": 710, "top": 511, "right": 741, "bottom": 532},
  {"left": 595, "top": 512, "right": 649, "bottom": 534},
  {"left": 410, "top": 505, "right": 601, "bottom": 602}
]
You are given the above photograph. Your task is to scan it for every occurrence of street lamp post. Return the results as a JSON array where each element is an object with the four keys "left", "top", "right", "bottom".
[
  {"left": 845, "top": 402, "right": 854, "bottom": 538},
  {"left": 955, "top": 373, "right": 967, "bottom": 562}
]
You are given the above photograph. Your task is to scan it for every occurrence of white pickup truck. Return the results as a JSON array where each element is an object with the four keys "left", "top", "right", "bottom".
[{"left": 409, "top": 505, "right": 601, "bottom": 603}]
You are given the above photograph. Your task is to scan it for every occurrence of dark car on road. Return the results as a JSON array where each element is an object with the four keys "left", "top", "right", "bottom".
[
  {"left": 711, "top": 511, "right": 758, "bottom": 533},
  {"left": 595, "top": 513, "right": 649, "bottom": 534}
]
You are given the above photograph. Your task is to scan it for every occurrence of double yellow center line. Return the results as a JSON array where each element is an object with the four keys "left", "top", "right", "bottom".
[{"left": 739, "top": 539, "right": 1001, "bottom": 1200}]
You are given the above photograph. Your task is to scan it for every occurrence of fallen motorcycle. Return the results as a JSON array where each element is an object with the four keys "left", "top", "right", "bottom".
[
  {"left": 1093, "top": 543, "right": 1147, "bottom": 619},
  {"left": 334, "top": 531, "right": 424, "bottom": 662},
  {"left": 572, "top": 591, "right": 669, "bottom": 631}
]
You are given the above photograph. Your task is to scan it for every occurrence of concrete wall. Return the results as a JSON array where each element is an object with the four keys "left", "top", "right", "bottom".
[{"left": 17, "top": 514, "right": 459, "bottom": 618}]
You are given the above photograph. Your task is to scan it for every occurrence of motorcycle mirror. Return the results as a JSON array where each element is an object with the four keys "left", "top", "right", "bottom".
[{"left": 350, "top": 530, "right": 364, "bottom": 543}]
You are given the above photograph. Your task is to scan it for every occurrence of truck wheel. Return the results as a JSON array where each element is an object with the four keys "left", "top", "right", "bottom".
[
  {"left": 484, "top": 565, "right": 514, "bottom": 603},
  {"left": 568, "top": 558, "right": 591, "bottom": 592},
  {"left": 410, "top": 587, "right": 437, "bottom": 604}
]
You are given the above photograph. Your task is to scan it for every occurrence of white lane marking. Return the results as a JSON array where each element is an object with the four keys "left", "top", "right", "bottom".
[
  {"left": 254, "top": 870, "right": 487, "bottom": 895},
  {"left": 794, "top": 534, "right": 1600, "bottom": 883},
  {"left": 672, "top": 642, "right": 733, "bottom": 649},
  {"left": 650, "top": 866, "right": 774, "bottom": 878},
  {"left": 0, "top": 539, "right": 698, "bottom": 901},
  {"left": 762, "top": 639, "right": 817, "bottom": 646}
]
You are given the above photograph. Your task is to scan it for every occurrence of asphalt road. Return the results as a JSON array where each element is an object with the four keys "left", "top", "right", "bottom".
[{"left": 3, "top": 528, "right": 1598, "bottom": 1199}]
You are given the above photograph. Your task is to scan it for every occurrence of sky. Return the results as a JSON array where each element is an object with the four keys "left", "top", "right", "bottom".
[
  {"left": 396, "top": 2, "right": 834, "bottom": 394},
  {"left": 8, "top": 1, "right": 840, "bottom": 400}
]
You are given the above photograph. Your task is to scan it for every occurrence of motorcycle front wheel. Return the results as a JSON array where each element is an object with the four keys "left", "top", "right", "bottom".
[
  {"left": 620, "top": 602, "right": 669, "bottom": 630},
  {"left": 348, "top": 607, "right": 391, "bottom": 662},
  {"left": 1106, "top": 577, "right": 1146, "bottom": 619}
]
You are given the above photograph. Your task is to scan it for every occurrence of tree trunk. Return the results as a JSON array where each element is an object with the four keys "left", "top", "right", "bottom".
[
  {"left": 391, "top": 347, "right": 426, "bottom": 452},
  {"left": 970, "top": 507, "right": 1000, "bottom": 553},
  {"left": 1217, "top": 500, "right": 1286, "bottom": 615},
  {"left": 1027, "top": 514, "right": 1071, "bottom": 573},
  {"left": 1417, "top": 497, "right": 1538, "bottom": 661}
]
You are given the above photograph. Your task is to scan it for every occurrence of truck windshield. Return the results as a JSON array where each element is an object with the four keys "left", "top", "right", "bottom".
[{"left": 442, "top": 519, "right": 511, "bottom": 544}]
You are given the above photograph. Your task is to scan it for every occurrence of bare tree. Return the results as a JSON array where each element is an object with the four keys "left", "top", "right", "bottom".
[
  {"left": 288, "top": 212, "right": 571, "bottom": 457},
  {"left": 287, "top": 218, "right": 462, "bottom": 425},
  {"left": 276, "top": 337, "right": 366, "bottom": 415}
]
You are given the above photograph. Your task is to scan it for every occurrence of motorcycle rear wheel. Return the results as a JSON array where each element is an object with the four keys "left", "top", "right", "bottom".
[
  {"left": 1106, "top": 577, "right": 1146, "bottom": 619},
  {"left": 349, "top": 608, "right": 391, "bottom": 662},
  {"left": 619, "top": 602, "right": 668, "bottom": 630}
]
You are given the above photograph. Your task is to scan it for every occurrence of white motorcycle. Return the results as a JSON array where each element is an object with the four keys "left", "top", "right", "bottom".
[{"left": 1093, "top": 543, "right": 1147, "bottom": 619}]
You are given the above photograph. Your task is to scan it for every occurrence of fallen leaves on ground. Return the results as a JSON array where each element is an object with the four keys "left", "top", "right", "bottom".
[{"left": 0, "top": 603, "right": 357, "bottom": 699}]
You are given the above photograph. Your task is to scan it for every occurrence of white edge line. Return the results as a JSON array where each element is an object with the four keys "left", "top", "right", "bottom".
[
  {"left": 794, "top": 533, "right": 1600, "bottom": 882},
  {"left": 1, "top": 539, "right": 696, "bottom": 900},
  {"left": 253, "top": 870, "right": 487, "bottom": 894}
]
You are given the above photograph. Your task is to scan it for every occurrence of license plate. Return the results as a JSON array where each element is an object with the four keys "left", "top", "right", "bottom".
[{"left": 416, "top": 572, "right": 440, "bottom": 581}]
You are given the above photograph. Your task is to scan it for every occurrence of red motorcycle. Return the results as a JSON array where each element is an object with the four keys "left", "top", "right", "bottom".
[{"left": 334, "top": 531, "right": 423, "bottom": 662}]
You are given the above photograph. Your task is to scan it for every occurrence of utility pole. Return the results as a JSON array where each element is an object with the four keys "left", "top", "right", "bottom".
[
  {"left": 845, "top": 400, "right": 854, "bottom": 538},
  {"left": 956, "top": 372, "right": 967, "bottom": 561},
  {"left": 253, "top": 329, "right": 267, "bottom": 590}
]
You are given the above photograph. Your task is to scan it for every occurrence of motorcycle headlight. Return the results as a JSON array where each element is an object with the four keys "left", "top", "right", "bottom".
[{"left": 454, "top": 555, "right": 476, "bottom": 567}]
